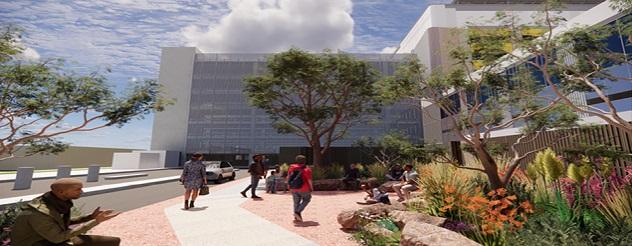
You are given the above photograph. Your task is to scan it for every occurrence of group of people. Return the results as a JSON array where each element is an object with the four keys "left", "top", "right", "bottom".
[
  {"left": 8, "top": 154, "right": 418, "bottom": 245},
  {"left": 180, "top": 152, "right": 314, "bottom": 223}
]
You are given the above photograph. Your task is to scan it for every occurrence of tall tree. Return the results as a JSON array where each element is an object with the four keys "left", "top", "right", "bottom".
[
  {"left": 0, "top": 27, "right": 171, "bottom": 160},
  {"left": 499, "top": 1, "right": 632, "bottom": 136},
  {"left": 393, "top": 7, "right": 582, "bottom": 188},
  {"left": 244, "top": 48, "right": 403, "bottom": 166}
]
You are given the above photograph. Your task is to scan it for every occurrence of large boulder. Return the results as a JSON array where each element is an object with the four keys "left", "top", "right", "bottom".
[
  {"left": 313, "top": 179, "right": 342, "bottom": 191},
  {"left": 389, "top": 210, "right": 446, "bottom": 229},
  {"left": 401, "top": 221, "right": 480, "bottom": 246},
  {"left": 358, "top": 203, "right": 407, "bottom": 219},
  {"left": 365, "top": 222, "right": 395, "bottom": 237},
  {"left": 337, "top": 203, "right": 408, "bottom": 230},
  {"left": 337, "top": 209, "right": 360, "bottom": 230}
]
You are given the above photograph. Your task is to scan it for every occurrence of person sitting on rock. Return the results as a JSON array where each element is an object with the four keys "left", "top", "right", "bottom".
[
  {"left": 357, "top": 184, "right": 390, "bottom": 205},
  {"left": 342, "top": 163, "right": 361, "bottom": 191},
  {"left": 385, "top": 164, "right": 404, "bottom": 181},
  {"left": 392, "top": 164, "right": 419, "bottom": 202}
]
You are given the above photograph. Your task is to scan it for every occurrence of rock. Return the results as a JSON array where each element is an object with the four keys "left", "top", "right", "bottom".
[
  {"left": 337, "top": 209, "right": 360, "bottom": 230},
  {"left": 401, "top": 221, "right": 481, "bottom": 246},
  {"left": 389, "top": 210, "right": 446, "bottom": 229},
  {"left": 313, "top": 179, "right": 342, "bottom": 191},
  {"left": 365, "top": 222, "right": 394, "bottom": 237},
  {"left": 379, "top": 181, "right": 400, "bottom": 192}
]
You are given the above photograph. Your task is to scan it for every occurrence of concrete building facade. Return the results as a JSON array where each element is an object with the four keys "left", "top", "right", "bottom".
[{"left": 151, "top": 51, "right": 422, "bottom": 162}]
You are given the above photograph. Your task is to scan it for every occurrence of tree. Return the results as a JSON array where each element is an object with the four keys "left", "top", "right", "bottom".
[
  {"left": 393, "top": 7, "right": 581, "bottom": 189},
  {"left": 0, "top": 26, "right": 171, "bottom": 160},
  {"left": 244, "top": 48, "right": 402, "bottom": 166},
  {"left": 354, "top": 132, "right": 429, "bottom": 166},
  {"left": 501, "top": 2, "right": 632, "bottom": 136}
]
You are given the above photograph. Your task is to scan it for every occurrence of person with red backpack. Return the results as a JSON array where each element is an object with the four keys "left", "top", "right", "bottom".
[{"left": 286, "top": 155, "right": 313, "bottom": 223}]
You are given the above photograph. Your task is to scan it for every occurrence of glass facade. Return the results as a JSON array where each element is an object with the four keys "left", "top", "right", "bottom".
[{"left": 184, "top": 54, "right": 422, "bottom": 155}]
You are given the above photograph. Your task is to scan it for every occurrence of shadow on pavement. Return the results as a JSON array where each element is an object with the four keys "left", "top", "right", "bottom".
[
  {"left": 182, "top": 206, "right": 208, "bottom": 211},
  {"left": 294, "top": 221, "right": 319, "bottom": 227}
]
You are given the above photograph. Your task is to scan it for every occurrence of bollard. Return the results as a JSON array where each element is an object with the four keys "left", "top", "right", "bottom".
[
  {"left": 87, "top": 165, "right": 100, "bottom": 182},
  {"left": 14, "top": 167, "right": 34, "bottom": 190},
  {"left": 56, "top": 165, "right": 72, "bottom": 179}
]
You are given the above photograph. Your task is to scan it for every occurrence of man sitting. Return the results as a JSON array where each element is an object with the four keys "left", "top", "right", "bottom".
[
  {"left": 392, "top": 164, "right": 419, "bottom": 202},
  {"left": 385, "top": 164, "right": 404, "bottom": 181},
  {"left": 341, "top": 163, "right": 360, "bottom": 191},
  {"left": 11, "top": 178, "right": 121, "bottom": 246}
]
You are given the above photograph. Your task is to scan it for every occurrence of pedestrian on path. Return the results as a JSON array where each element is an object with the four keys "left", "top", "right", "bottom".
[
  {"left": 11, "top": 178, "right": 121, "bottom": 246},
  {"left": 181, "top": 153, "right": 207, "bottom": 210},
  {"left": 287, "top": 155, "right": 313, "bottom": 223},
  {"left": 240, "top": 154, "right": 266, "bottom": 199}
]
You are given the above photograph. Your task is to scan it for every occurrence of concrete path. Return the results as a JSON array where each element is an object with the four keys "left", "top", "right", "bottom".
[{"left": 164, "top": 178, "right": 317, "bottom": 246}]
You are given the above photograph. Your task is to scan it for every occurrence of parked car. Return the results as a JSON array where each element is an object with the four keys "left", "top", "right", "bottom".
[{"left": 204, "top": 161, "right": 236, "bottom": 183}]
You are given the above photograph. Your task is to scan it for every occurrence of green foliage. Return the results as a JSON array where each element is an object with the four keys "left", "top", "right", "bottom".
[
  {"left": 367, "top": 163, "right": 388, "bottom": 184},
  {"left": 0, "top": 202, "right": 22, "bottom": 244},
  {"left": 353, "top": 229, "right": 400, "bottom": 246},
  {"left": 597, "top": 186, "right": 632, "bottom": 227},
  {"left": 279, "top": 163, "right": 290, "bottom": 175},
  {"left": 311, "top": 166, "right": 326, "bottom": 180},
  {"left": 244, "top": 48, "right": 411, "bottom": 165},
  {"left": 0, "top": 27, "right": 171, "bottom": 158},
  {"left": 354, "top": 132, "right": 434, "bottom": 166},
  {"left": 325, "top": 163, "right": 344, "bottom": 179}
]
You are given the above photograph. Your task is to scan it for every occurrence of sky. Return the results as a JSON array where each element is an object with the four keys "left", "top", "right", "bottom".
[{"left": 0, "top": 0, "right": 450, "bottom": 149}]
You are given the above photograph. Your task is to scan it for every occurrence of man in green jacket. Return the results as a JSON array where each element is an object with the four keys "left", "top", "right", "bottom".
[{"left": 10, "top": 178, "right": 121, "bottom": 246}]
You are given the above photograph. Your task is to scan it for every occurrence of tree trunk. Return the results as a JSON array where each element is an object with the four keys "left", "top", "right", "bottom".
[
  {"left": 310, "top": 136, "right": 323, "bottom": 167},
  {"left": 473, "top": 147, "right": 504, "bottom": 189}
]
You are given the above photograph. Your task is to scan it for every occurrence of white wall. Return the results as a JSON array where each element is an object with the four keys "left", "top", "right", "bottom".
[
  {"left": 112, "top": 152, "right": 161, "bottom": 170},
  {"left": 150, "top": 47, "right": 198, "bottom": 159}
]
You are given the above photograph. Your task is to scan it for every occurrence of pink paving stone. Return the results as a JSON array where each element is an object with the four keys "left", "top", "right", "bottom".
[
  {"left": 241, "top": 190, "right": 366, "bottom": 246},
  {"left": 89, "top": 179, "right": 247, "bottom": 246}
]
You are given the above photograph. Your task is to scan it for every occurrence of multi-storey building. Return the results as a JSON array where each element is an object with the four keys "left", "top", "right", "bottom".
[{"left": 151, "top": 50, "right": 422, "bottom": 163}]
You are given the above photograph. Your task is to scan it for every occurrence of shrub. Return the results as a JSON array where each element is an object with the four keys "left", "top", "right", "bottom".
[
  {"left": 1, "top": 202, "right": 22, "bottom": 246},
  {"left": 311, "top": 166, "right": 326, "bottom": 180},
  {"left": 279, "top": 163, "right": 290, "bottom": 175},
  {"left": 325, "top": 163, "right": 345, "bottom": 179},
  {"left": 367, "top": 164, "right": 388, "bottom": 184},
  {"left": 597, "top": 186, "right": 632, "bottom": 227}
]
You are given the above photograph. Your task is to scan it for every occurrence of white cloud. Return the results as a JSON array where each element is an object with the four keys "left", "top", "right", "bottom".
[
  {"left": 380, "top": 46, "right": 398, "bottom": 54},
  {"left": 182, "top": 0, "right": 354, "bottom": 53}
]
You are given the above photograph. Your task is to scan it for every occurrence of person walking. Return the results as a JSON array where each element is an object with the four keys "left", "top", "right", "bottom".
[
  {"left": 11, "top": 178, "right": 121, "bottom": 246},
  {"left": 181, "top": 153, "right": 207, "bottom": 210},
  {"left": 240, "top": 154, "right": 266, "bottom": 199},
  {"left": 287, "top": 155, "right": 313, "bottom": 223}
]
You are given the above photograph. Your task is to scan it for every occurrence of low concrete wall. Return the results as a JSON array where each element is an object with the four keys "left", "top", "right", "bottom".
[
  {"left": 0, "top": 146, "right": 138, "bottom": 170},
  {"left": 112, "top": 152, "right": 161, "bottom": 170}
]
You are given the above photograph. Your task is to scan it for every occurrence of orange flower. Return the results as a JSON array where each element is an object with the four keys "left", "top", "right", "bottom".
[
  {"left": 506, "top": 195, "right": 517, "bottom": 201},
  {"left": 487, "top": 190, "right": 496, "bottom": 197},
  {"left": 444, "top": 196, "right": 455, "bottom": 203},
  {"left": 496, "top": 188, "right": 507, "bottom": 196},
  {"left": 440, "top": 204, "right": 453, "bottom": 212},
  {"left": 470, "top": 196, "right": 489, "bottom": 204},
  {"left": 444, "top": 184, "right": 456, "bottom": 194}
]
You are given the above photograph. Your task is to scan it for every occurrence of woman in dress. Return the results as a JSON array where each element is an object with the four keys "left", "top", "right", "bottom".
[{"left": 180, "top": 153, "right": 207, "bottom": 209}]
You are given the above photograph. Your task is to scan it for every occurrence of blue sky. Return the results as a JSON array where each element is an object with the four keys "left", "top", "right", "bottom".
[{"left": 0, "top": 0, "right": 449, "bottom": 149}]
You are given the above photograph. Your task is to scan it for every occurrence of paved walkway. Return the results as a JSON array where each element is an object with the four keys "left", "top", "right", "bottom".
[{"left": 164, "top": 178, "right": 317, "bottom": 246}]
